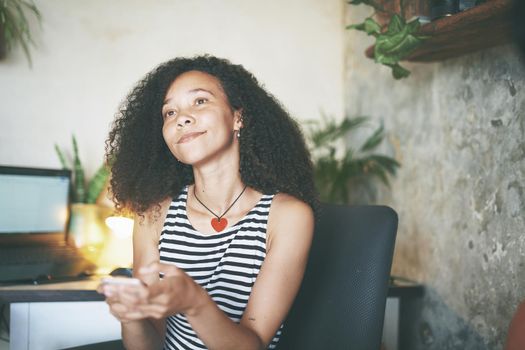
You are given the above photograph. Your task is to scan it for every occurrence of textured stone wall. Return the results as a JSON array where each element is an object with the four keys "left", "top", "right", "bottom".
[{"left": 345, "top": 6, "right": 525, "bottom": 350}]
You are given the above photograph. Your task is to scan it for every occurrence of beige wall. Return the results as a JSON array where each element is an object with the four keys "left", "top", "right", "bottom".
[{"left": 0, "top": 0, "right": 345, "bottom": 176}]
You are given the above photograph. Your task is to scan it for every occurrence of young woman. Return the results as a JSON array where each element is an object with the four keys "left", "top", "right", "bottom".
[{"left": 99, "top": 55, "right": 317, "bottom": 350}]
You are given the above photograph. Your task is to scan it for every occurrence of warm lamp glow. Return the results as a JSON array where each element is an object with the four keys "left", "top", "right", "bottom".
[
  {"left": 105, "top": 216, "right": 134, "bottom": 238},
  {"left": 94, "top": 215, "right": 135, "bottom": 273},
  {"left": 57, "top": 205, "right": 68, "bottom": 225}
]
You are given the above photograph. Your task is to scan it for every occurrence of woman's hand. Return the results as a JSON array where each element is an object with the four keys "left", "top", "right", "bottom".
[
  {"left": 136, "top": 262, "right": 207, "bottom": 319},
  {"left": 97, "top": 279, "right": 150, "bottom": 323},
  {"left": 97, "top": 263, "right": 205, "bottom": 322}
]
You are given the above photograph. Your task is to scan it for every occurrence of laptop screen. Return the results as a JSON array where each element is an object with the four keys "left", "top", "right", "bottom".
[{"left": 0, "top": 166, "right": 71, "bottom": 235}]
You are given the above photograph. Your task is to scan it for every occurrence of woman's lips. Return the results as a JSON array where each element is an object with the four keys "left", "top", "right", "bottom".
[{"left": 177, "top": 131, "right": 206, "bottom": 144}]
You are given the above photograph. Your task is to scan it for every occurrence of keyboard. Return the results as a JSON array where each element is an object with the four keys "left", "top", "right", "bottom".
[
  {"left": 0, "top": 245, "right": 81, "bottom": 265},
  {"left": 0, "top": 244, "right": 96, "bottom": 283}
]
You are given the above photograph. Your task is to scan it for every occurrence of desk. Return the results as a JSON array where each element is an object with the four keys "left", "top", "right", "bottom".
[
  {"left": 0, "top": 279, "right": 424, "bottom": 350},
  {"left": 383, "top": 279, "right": 425, "bottom": 350},
  {"left": 0, "top": 279, "right": 119, "bottom": 350}
]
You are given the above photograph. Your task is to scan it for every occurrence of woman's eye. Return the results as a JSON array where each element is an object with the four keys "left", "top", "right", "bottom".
[
  {"left": 195, "top": 98, "right": 208, "bottom": 106},
  {"left": 164, "top": 110, "right": 176, "bottom": 118}
]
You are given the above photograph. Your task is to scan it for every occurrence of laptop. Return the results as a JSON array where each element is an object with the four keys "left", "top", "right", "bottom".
[{"left": 0, "top": 165, "right": 97, "bottom": 283}]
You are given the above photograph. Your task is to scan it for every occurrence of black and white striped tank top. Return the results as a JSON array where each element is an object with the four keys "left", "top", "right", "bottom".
[{"left": 158, "top": 187, "right": 282, "bottom": 349}]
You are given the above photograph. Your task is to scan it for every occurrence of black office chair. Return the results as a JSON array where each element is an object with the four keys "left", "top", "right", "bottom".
[
  {"left": 65, "top": 204, "right": 397, "bottom": 350},
  {"left": 277, "top": 203, "right": 398, "bottom": 350}
]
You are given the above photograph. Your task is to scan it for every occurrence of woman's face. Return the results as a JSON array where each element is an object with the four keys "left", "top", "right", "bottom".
[{"left": 161, "top": 70, "right": 242, "bottom": 166}]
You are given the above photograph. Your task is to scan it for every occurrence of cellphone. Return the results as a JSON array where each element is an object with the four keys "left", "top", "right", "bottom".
[{"left": 101, "top": 277, "right": 145, "bottom": 286}]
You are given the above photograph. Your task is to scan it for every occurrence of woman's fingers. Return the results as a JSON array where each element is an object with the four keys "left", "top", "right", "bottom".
[
  {"left": 101, "top": 282, "right": 148, "bottom": 300},
  {"left": 101, "top": 264, "right": 193, "bottom": 319},
  {"left": 118, "top": 288, "right": 146, "bottom": 306},
  {"left": 137, "top": 303, "right": 168, "bottom": 319},
  {"left": 96, "top": 284, "right": 105, "bottom": 294},
  {"left": 139, "top": 262, "right": 179, "bottom": 278},
  {"left": 110, "top": 303, "right": 147, "bottom": 322},
  {"left": 140, "top": 263, "right": 184, "bottom": 300},
  {"left": 154, "top": 262, "right": 179, "bottom": 276},
  {"left": 99, "top": 281, "right": 152, "bottom": 322}
]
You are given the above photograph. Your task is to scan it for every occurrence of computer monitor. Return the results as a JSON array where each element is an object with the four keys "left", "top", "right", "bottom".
[{"left": 0, "top": 165, "right": 71, "bottom": 236}]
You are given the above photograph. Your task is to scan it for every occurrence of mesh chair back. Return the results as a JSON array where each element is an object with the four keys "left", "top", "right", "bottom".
[{"left": 277, "top": 204, "right": 398, "bottom": 350}]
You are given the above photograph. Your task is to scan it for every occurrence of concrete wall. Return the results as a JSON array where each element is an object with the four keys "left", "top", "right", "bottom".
[
  {"left": 0, "top": 0, "right": 345, "bottom": 177},
  {"left": 345, "top": 6, "right": 525, "bottom": 350}
]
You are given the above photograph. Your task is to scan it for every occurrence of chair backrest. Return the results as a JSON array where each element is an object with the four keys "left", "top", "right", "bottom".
[{"left": 277, "top": 203, "right": 398, "bottom": 350}]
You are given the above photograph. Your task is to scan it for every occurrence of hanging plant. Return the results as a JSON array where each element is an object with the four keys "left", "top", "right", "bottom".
[
  {"left": 0, "top": 0, "right": 41, "bottom": 65},
  {"left": 347, "top": 0, "right": 428, "bottom": 79}
]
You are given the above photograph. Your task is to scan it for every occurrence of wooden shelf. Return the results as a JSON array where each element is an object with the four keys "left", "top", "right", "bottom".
[{"left": 365, "top": 0, "right": 514, "bottom": 62}]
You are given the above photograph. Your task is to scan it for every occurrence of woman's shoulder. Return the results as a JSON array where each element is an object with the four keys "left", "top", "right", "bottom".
[
  {"left": 266, "top": 193, "right": 314, "bottom": 249},
  {"left": 268, "top": 193, "right": 314, "bottom": 228},
  {"left": 271, "top": 192, "right": 313, "bottom": 214}
]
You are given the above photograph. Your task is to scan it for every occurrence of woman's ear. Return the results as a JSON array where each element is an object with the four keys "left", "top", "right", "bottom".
[{"left": 234, "top": 109, "right": 244, "bottom": 130}]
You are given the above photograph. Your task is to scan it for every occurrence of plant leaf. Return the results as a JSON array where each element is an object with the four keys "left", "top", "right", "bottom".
[
  {"left": 348, "top": 0, "right": 389, "bottom": 13},
  {"left": 360, "top": 123, "right": 384, "bottom": 152},
  {"left": 0, "top": 0, "right": 41, "bottom": 65},
  {"left": 54, "top": 144, "right": 69, "bottom": 169},
  {"left": 20, "top": 1, "right": 42, "bottom": 21},
  {"left": 348, "top": 0, "right": 376, "bottom": 5},
  {"left": 346, "top": 22, "right": 366, "bottom": 31},
  {"left": 374, "top": 28, "right": 422, "bottom": 65},
  {"left": 374, "top": 167, "right": 390, "bottom": 186},
  {"left": 307, "top": 115, "right": 367, "bottom": 149},
  {"left": 347, "top": 18, "right": 381, "bottom": 36},
  {"left": 86, "top": 164, "right": 110, "bottom": 204},
  {"left": 368, "top": 155, "right": 401, "bottom": 174},
  {"left": 306, "top": 114, "right": 400, "bottom": 204},
  {"left": 368, "top": 16, "right": 425, "bottom": 79},
  {"left": 72, "top": 135, "right": 86, "bottom": 203},
  {"left": 386, "top": 14, "right": 405, "bottom": 35},
  {"left": 364, "top": 18, "right": 381, "bottom": 36},
  {"left": 406, "top": 17, "right": 420, "bottom": 33},
  {"left": 390, "top": 63, "right": 411, "bottom": 79}
]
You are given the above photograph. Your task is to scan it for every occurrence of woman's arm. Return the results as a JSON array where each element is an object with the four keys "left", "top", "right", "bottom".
[
  {"left": 136, "top": 193, "right": 314, "bottom": 349},
  {"left": 100, "top": 199, "right": 171, "bottom": 350},
  {"left": 238, "top": 193, "right": 314, "bottom": 346}
]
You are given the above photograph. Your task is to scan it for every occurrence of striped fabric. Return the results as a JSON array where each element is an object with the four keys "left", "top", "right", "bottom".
[{"left": 158, "top": 187, "right": 282, "bottom": 349}]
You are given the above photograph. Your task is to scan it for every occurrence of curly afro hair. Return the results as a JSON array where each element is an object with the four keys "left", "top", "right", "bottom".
[{"left": 106, "top": 55, "right": 318, "bottom": 215}]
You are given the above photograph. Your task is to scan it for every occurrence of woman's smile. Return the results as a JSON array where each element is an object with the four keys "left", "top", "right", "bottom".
[
  {"left": 177, "top": 131, "right": 207, "bottom": 144},
  {"left": 161, "top": 70, "right": 243, "bottom": 165}
]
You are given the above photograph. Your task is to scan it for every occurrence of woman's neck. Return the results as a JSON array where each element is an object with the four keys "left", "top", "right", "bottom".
[{"left": 191, "top": 162, "right": 245, "bottom": 213}]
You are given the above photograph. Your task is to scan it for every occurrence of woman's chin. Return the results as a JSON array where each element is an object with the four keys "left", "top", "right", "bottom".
[{"left": 175, "top": 154, "right": 205, "bottom": 166}]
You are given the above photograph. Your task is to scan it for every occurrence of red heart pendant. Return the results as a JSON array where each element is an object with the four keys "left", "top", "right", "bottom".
[{"left": 211, "top": 217, "right": 228, "bottom": 232}]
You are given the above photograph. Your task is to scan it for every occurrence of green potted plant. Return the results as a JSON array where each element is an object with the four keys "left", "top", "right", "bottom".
[
  {"left": 305, "top": 115, "right": 400, "bottom": 204},
  {"left": 55, "top": 135, "right": 112, "bottom": 261},
  {"left": 55, "top": 135, "right": 110, "bottom": 205},
  {"left": 347, "top": 0, "right": 428, "bottom": 79},
  {"left": 0, "top": 0, "right": 41, "bottom": 65}
]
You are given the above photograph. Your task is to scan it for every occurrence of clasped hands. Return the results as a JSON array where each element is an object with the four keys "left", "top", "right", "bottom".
[{"left": 98, "top": 262, "right": 202, "bottom": 322}]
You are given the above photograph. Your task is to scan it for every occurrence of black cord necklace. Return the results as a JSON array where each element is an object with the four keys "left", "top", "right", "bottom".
[{"left": 193, "top": 185, "right": 248, "bottom": 232}]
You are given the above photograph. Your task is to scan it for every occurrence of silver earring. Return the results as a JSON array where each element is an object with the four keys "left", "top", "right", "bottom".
[{"left": 237, "top": 130, "right": 241, "bottom": 138}]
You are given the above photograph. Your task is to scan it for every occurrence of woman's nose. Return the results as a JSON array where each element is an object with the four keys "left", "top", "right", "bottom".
[{"left": 176, "top": 115, "right": 194, "bottom": 128}]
